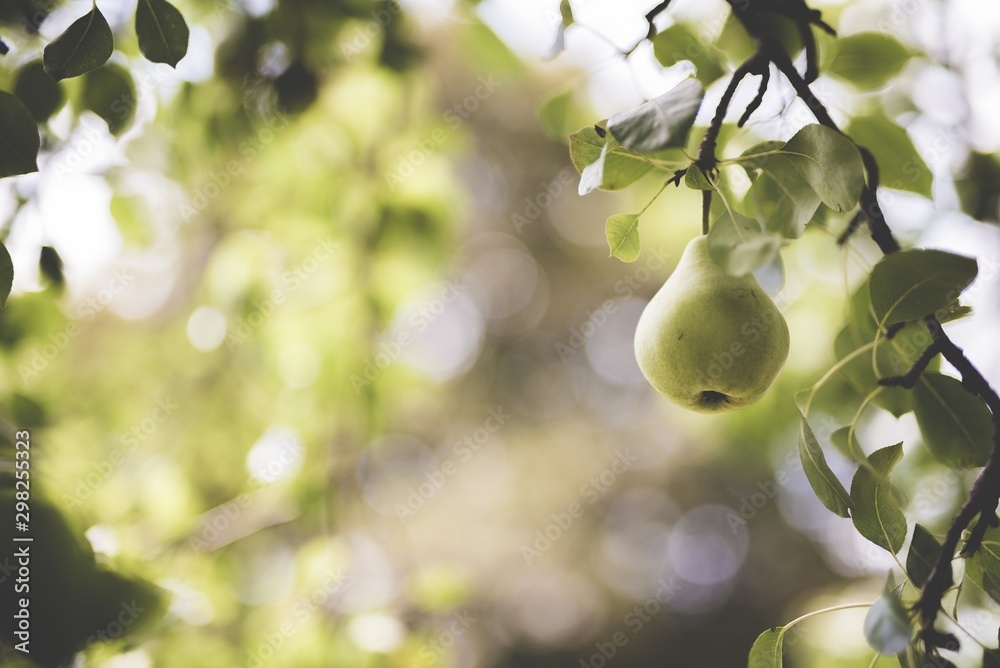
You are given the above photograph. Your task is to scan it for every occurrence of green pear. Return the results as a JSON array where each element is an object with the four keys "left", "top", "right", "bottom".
[{"left": 634, "top": 236, "right": 789, "bottom": 412}]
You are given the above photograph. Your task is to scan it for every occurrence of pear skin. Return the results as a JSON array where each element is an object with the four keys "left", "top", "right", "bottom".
[{"left": 634, "top": 236, "right": 789, "bottom": 412}]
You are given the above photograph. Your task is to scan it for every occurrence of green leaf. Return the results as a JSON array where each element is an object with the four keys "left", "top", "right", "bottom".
[
  {"left": 869, "top": 249, "right": 978, "bottom": 325},
  {"left": 851, "top": 444, "right": 907, "bottom": 553},
  {"left": 13, "top": 60, "right": 65, "bottom": 122},
  {"left": 798, "top": 414, "right": 852, "bottom": 518},
  {"left": 605, "top": 214, "right": 640, "bottom": 263},
  {"left": 748, "top": 153, "right": 821, "bottom": 238},
  {"left": 539, "top": 90, "right": 572, "bottom": 139},
  {"left": 706, "top": 211, "right": 784, "bottom": 277},
  {"left": 781, "top": 124, "right": 865, "bottom": 213},
  {"left": 847, "top": 114, "right": 932, "bottom": 199},
  {"left": 833, "top": 279, "right": 940, "bottom": 417},
  {"left": 0, "top": 91, "right": 41, "bottom": 177},
  {"left": 906, "top": 524, "right": 941, "bottom": 587},
  {"left": 864, "top": 580, "right": 911, "bottom": 655},
  {"left": 559, "top": 0, "right": 573, "bottom": 27},
  {"left": 826, "top": 32, "right": 911, "bottom": 90},
  {"left": 966, "top": 550, "right": 1000, "bottom": 606},
  {"left": 913, "top": 372, "right": 992, "bottom": 469},
  {"left": 747, "top": 627, "right": 783, "bottom": 668},
  {"left": 684, "top": 162, "right": 712, "bottom": 190},
  {"left": 652, "top": 23, "right": 724, "bottom": 85},
  {"left": 830, "top": 426, "right": 864, "bottom": 461},
  {"left": 81, "top": 64, "right": 138, "bottom": 136},
  {"left": 43, "top": 6, "right": 114, "bottom": 81},
  {"left": 569, "top": 128, "right": 653, "bottom": 194},
  {"left": 136, "top": 0, "right": 190, "bottom": 67},
  {"left": 607, "top": 79, "right": 703, "bottom": 154},
  {"left": 0, "top": 241, "right": 13, "bottom": 310}
]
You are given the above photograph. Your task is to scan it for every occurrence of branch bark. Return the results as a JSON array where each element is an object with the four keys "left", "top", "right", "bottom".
[{"left": 702, "top": 0, "right": 1000, "bottom": 642}]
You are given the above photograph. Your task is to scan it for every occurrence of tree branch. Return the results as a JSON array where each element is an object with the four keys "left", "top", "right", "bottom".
[
  {"left": 877, "top": 339, "right": 942, "bottom": 389},
  {"left": 715, "top": 0, "right": 1000, "bottom": 642}
]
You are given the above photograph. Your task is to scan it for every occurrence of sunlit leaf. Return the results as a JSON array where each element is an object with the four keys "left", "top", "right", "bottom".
[
  {"left": 605, "top": 214, "right": 640, "bottom": 262},
  {"left": 781, "top": 124, "right": 864, "bottom": 213},
  {"left": 43, "top": 6, "right": 114, "bottom": 81},
  {"left": 652, "top": 23, "right": 724, "bottom": 85},
  {"left": 607, "top": 79, "right": 703, "bottom": 154},
  {"left": 570, "top": 127, "right": 653, "bottom": 194},
  {"left": 869, "top": 249, "right": 978, "bottom": 325},
  {"left": 747, "top": 627, "right": 783, "bottom": 668},
  {"left": 851, "top": 444, "right": 907, "bottom": 553},
  {"left": 748, "top": 153, "right": 821, "bottom": 238},
  {"left": 826, "top": 32, "right": 912, "bottom": 90},
  {"left": 848, "top": 114, "right": 932, "bottom": 199}
]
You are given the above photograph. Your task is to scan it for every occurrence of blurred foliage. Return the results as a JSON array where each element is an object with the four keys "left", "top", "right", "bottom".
[{"left": 0, "top": 0, "right": 998, "bottom": 667}]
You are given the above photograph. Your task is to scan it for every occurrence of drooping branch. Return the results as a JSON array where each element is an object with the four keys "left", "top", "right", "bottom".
[
  {"left": 693, "top": 0, "right": 1000, "bottom": 643},
  {"left": 877, "top": 339, "right": 943, "bottom": 389}
]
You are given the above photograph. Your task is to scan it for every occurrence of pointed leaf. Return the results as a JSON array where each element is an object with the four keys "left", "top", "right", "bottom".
[
  {"left": 749, "top": 153, "right": 821, "bottom": 238},
  {"left": 607, "top": 79, "right": 703, "bottom": 154},
  {"left": 864, "top": 585, "right": 911, "bottom": 654},
  {"left": 906, "top": 524, "right": 941, "bottom": 587},
  {"left": 707, "top": 211, "right": 783, "bottom": 277},
  {"left": 747, "top": 627, "right": 783, "bottom": 668},
  {"left": 913, "top": 372, "right": 992, "bottom": 469},
  {"left": 605, "top": 214, "right": 640, "bottom": 263},
  {"left": 869, "top": 249, "right": 978, "bottom": 325},
  {"left": 136, "top": 0, "right": 190, "bottom": 67},
  {"left": 43, "top": 7, "right": 114, "bottom": 81},
  {"left": 830, "top": 426, "right": 864, "bottom": 461},
  {"left": 847, "top": 114, "right": 932, "bottom": 199},
  {"left": 826, "top": 32, "right": 911, "bottom": 90},
  {"left": 798, "top": 414, "right": 852, "bottom": 518},
  {"left": 684, "top": 162, "right": 712, "bottom": 190},
  {"left": 0, "top": 91, "right": 40, "bottom": 177},
  {"left": 569, "top": 127, "right": 653, "bottom": 193},
  {"left": 851, "top": 444, "right": 907, "bottom": 553},
  {"left": 781, "top": 124, "right": 864, "bottom": 212},
  {"left": 652, "top": 23, "right": 724, "bottom": 85}
]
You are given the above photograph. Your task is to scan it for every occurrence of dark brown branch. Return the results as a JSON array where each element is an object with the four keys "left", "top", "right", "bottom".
[
  {"left": 738, "top": 65, "right": 770, "bottom": 127},
  {"left": 718, "top": 0, "right": 1000, "bottom": 641},
  {"left": 644, "top": 0, "right": 673, "bottom": 38},
  {"left": 696, "top": 51, "right": 769, "bottom": 173},
  {"left": 878, "top": 340, "right": 943, "bottom": 389}
]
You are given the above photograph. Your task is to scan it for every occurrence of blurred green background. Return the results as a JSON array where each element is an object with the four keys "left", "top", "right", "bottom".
[{"left": 2, "top": 0, "right": 1000, "bottom": 665}]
